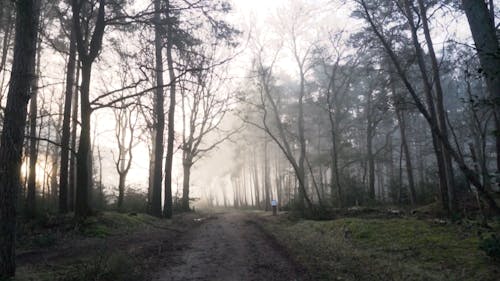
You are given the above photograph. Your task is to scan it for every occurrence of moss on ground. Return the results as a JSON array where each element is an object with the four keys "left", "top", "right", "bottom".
[
  {"left": 80, "top": 212, "right": 166, "bottom": 237},
  {"left": 260, "top": 215, "right": 500, "bottom": 281},
  {"left": 14, "top": 211, "right": 182, "bottom": 281}
]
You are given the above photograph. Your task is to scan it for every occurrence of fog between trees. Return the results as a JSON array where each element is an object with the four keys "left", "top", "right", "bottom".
[{"left": 0, "top": 0, "right": 499, "bottom": 278}]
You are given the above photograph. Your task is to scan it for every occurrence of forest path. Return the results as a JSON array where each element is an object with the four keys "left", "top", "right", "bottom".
[{"left": 154, "top": 212, "right": 305, "bottom": 281}]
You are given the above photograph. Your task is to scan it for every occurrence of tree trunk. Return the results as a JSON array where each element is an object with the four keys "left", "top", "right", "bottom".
[
  {"left": 72, "top": 0, "right": 105, "bottom": 219},
  {"left": 0, "top": 6, "right": 13, "bottom": 75},
  {"left": 264, "top": 139, "right": 271, "bottom": 211},
  {"left": 402, "top": 0, "right": 451, "bottom": 212},
  {"left": 462, "top": 0, "right": 500, "bottom": 176},
  {"left": 151, "top": 0, "right": 165, "bottom": 217},
  {"left": 26, "top": 44, "right": 40, "bottom": 218},
  {"left": 69, "top": 64, "right": 79, "bottom": 211},
  {"left": 389, "top": 61, "right": 417, "bottom": 205},
  {"left": 417, "top": 0, "right": 456, "bottom": 212},
  {"left": 75, "top": 61, "right": 92, "bottom": 218},
  {"left": 360, "top": 0, "right": 500, "bottom": 214},
  {"left": 367, "top": 114, "right": 376, "bottom": 201},
  {"left": 163, "top": 0, "right": 176, "bottom": 218},
  {"left": 252, "top": 152, "right": 260, "bottom": 209},
  {"left": 117, "top": 172, "right": 125, "bottom": 210},
  {"left": 59, "top": 23, "right": 76, "bottom": 213},
  {"left": 0, "top": 0, "right": 39, "bottom": 276},
  {"left": 297, "top": 67, "right": 308, "bottom": 210},
  {"left": 396, "top": 108, "right": 416, "bottom": 204},
  {"left": 147, "top": 130, "right": 155, "bottom": 212},
  {"left": 181, "top": 156, "right": 192, "bottom": 211}
]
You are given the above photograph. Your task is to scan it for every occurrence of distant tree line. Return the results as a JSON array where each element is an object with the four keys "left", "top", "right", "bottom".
[{"left": 225, "top": 0, "right": 500, "bottom": 218}]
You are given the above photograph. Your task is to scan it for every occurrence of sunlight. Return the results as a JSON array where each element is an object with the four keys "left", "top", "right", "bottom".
[{"left": 20, "top": 158, "right": 50, "bottom": 187}]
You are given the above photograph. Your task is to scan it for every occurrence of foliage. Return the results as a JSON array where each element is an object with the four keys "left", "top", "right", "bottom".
[
  {"left": 479, "top": 234, "right": 500, "bottom": 260},
  {"left": 64, "top": 252, "right": 145, "bottom": 281}
]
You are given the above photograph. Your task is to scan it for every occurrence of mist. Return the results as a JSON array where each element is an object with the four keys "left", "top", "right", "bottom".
[{"left": 0, "top": 0, "right": 499, "bottom": 280}]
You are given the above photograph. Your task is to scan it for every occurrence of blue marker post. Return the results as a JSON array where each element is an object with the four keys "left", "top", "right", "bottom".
[{"left": 271, "top": 199, "right": 277, "bottom": 216}]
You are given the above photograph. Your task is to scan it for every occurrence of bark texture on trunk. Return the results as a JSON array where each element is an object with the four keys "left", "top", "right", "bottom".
[
  {"left": 151, "top": 0, "right": 165, "bottom": 217},
  {"left": 163, "top": 0, "right": 175, "bottom": 218},
  {"left": 0, "top": 0, "right": 40, "bottom": 277},
  {"left": 59, "top": 23, "right": 76, "bottom": 213},
  {"left": 72, "top": 0, "right": 105, "bottom": 219},
  {"left": 462, "top": 0, "right": 500, "bottom": 177}
]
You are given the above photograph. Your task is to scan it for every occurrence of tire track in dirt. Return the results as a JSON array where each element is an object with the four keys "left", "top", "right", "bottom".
[{"left": 154, "top": 212, "right": 306, "bottom": 281}]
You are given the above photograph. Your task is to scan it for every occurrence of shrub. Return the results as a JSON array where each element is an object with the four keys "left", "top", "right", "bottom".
[{"left": 479, "top": 234, "right": 500, "bottom": 260}]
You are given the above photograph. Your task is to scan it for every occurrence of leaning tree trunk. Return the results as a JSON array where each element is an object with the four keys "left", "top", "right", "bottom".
[
  {"left": 417, "top": 0, "right": 456, "bottom": 213},
  {"left": 402, "top": 0, "right": 452, "bottom": 212},
  {"left": 360, "top": 0, "right": 500, "bottom": 214},
  {"left": 0, "top": 0, "right": 39, "bottom": 277}
]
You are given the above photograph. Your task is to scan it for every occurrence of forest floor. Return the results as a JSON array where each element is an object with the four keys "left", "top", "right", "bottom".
[
  {"left": 13, "top": 210, "right": 306, "bottom": 281},
  {"left": 12, "top": 209, "right": 500, "bottom": 281},
  {"left": 258, "top": 208, "right": 500, "bottom": 281},
  {"left": 14, "top": 211, "right": 204, "bottom": 281}
]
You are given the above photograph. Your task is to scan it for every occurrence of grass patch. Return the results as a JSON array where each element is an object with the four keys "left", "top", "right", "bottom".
[
  {"left": 80, "top": 212, "right": 167, "bottom": 237},
  {"left": 16, "top": 251, "right": 146, "bottom": 281},
  {"left": 260, "top": 215, "right": 500, "bottom": 281},
  {"left": 15, "top": 211, "right": 181, "bottom": 281}
]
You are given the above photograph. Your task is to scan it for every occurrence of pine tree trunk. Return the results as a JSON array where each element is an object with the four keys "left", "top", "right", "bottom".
[
  {"left": 397, "top": 108, "right": 417, "bottom": 204},
  {"left": 0, "top": 0, "right": 39, "bottom": 276},
  {"left": 163, "top": 0, "right": 175, "bottom": 218},
  {"left": 417, "top": 0, "right": 457, "bottom": 213},
  {"left": 26, "top": 55, "right": 39, "bottom": 218},
  {"left": 402, "top": 0, "right": 450, "bottom": 212},
  {"left": 69, "top": 64, "right": 79, "bottom": 211},
  {"left": 75, "top": 61, "right": 92, "bottom": 218},
  {"left": 264, "top": 139, "right": 271, "bottom": 211},
  {"left": 151, "top": 0, "right": 165, "bottom": 217},
  {"left": 59, "top": 23, "right": 76, "bottom": 213},
  {"left": 181, "top": 156, "right": 192, "bottom": 211},
  {"left": 462, "top": 0, "right": 500, "bottom": 176}
]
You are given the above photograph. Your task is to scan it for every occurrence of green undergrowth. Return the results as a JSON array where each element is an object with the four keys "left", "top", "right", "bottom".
[
  {"left": 18, "top": 211, "right": 168, "bottom": 246},
  {"left": 260, "top": 215, "right": 500, "bottom": 281},
  {"left": 14, "top": 211, "right": 182, "bottom": 281},
  {"left": 16, "top": 251, "right": 147, "bottom": 281},
  {"left": 79, "top": 212, "right": 167, "bottom": 237}
]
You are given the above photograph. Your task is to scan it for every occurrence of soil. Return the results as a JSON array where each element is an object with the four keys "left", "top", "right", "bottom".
[
  {"left": 16, "top": 211, "right": 305, "bottom": 281},
  {"left": 153, "top": 212, "right": 306, "bottom": 281}
]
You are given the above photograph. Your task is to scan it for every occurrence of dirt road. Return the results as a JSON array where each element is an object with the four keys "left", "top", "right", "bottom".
[{"left": 154, "top": 212, "right": 305, "bottom": 281}]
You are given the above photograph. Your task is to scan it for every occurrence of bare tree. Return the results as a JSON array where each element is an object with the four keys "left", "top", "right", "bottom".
[
  {"left": 179, "top": 47, "right": 234, "bottom": 211},
  {"left": 113, "top": 102, "right": 138, "bottom": 211},
  {"left": 72, "top": 0, "right": 106, "bottom": 218}
]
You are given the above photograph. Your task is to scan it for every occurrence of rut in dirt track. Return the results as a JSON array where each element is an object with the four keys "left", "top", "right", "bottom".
[{"left": 154, "top": 212, "right": 306, "bottom": 281}]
